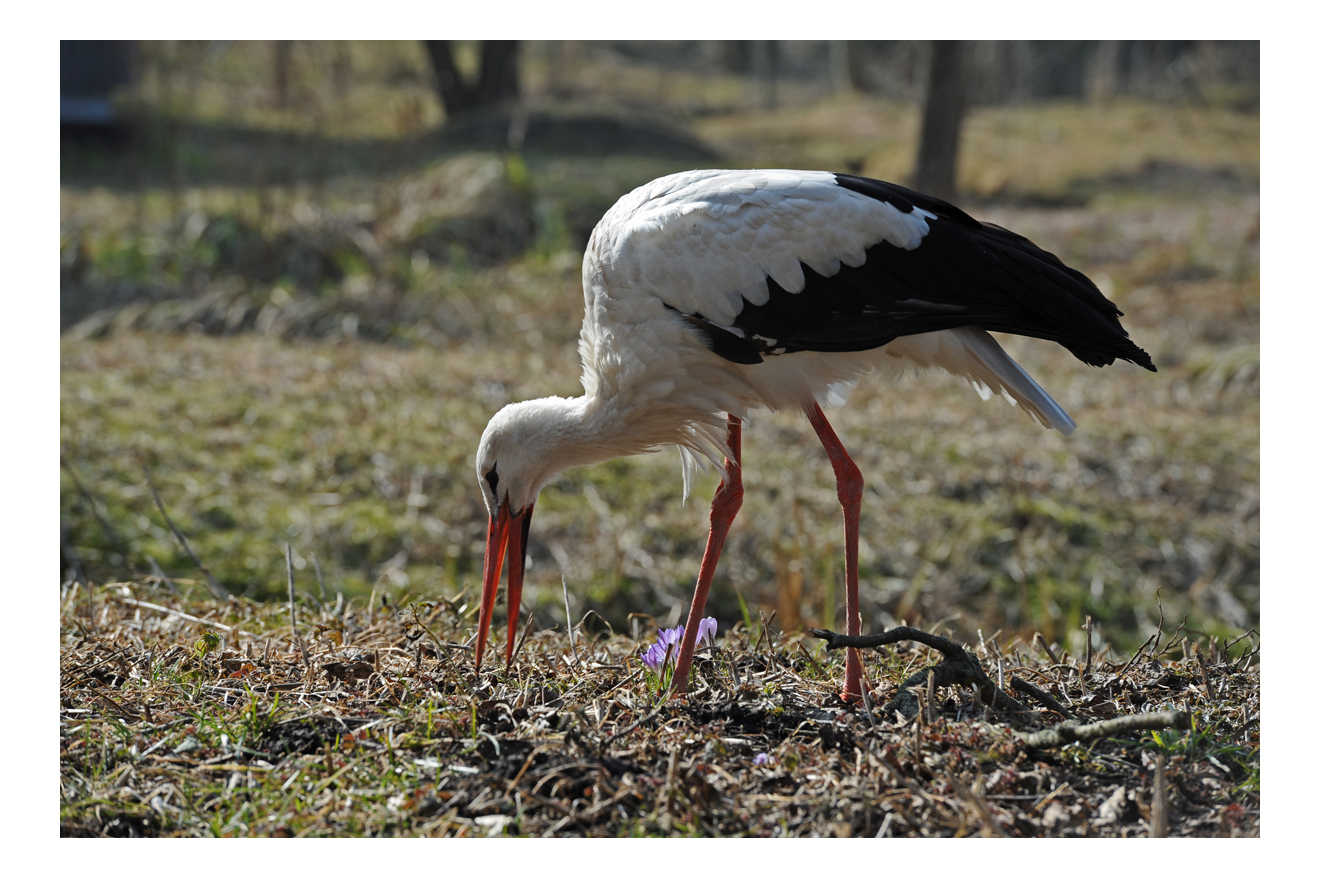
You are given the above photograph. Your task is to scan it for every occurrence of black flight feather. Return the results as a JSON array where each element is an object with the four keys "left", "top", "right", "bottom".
[{"left": 682, "top": 174, "right": 1156, "bottom": 373}]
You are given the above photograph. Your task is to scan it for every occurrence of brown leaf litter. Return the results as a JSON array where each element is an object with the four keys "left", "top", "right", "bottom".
[{"left": 60, "top": 580, "right": 1258, "bottom": 837}]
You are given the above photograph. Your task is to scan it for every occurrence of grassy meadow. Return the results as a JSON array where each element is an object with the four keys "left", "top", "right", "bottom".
[{"left": 60, "top": 42, "right": 1258, "bottom": 836}]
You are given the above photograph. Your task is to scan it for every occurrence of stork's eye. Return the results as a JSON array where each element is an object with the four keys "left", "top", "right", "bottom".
[{"left": 485, "top": 465, "right": 499, "bottom": 495}]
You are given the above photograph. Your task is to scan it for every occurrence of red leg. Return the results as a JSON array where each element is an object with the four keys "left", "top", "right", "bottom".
[
  {"left": 805, "top": 401, "right": 867, "bottom": 703},
  {"left": 672, "top": 415, "right": 743, "bottom": 696}
]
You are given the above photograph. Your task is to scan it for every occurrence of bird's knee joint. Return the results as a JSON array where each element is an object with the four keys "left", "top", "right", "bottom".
[
  {"left": 712, "top": 483, "right": 744, "bottom": 516},
  {"left": 838, "top": 465, "right": 863, "bottom": 505}
]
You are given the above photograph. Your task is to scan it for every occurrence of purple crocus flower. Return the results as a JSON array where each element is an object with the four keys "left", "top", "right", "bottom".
[
  {"left": 697, "top": 617, "right": 718, "bottom": 648},
  {"left": 753, "top": 752, "right": 775, "bottom": 766},
  {"left": 657, "top": 625, "right": 685, "bottom": 651},
  {"left": 641, "top": 619, "right": 718, "bottom": 673},
  {"left": 642, "top": 625, "right": 683, "bottom": 672},
  {"left": 641, "top": 642, "right": 669, "bottom": 672}
]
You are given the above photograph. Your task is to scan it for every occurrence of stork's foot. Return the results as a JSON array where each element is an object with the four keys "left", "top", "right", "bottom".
[
  {"left": 839, "top": 657, "right": 874, "bottom": 704},
  {"left": 836, "top": 645, "right": 874, "bottom": 704}
]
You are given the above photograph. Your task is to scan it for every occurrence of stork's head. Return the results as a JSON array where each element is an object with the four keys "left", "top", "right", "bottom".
[
  {"left": 476, "top": 398, "right": 574, "bottom": 517},
  {"left": 473, "top": 397, "right": 585, "bottom": 671}
]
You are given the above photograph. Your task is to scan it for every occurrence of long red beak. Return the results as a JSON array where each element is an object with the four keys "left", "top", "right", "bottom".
[{"left": 476, "top": 499, "right": 534, "bottom": 671}]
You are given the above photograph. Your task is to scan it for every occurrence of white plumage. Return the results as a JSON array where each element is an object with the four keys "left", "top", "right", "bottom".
[{"left": 472, "top": 168, "right": 1154, "bottom": 702}]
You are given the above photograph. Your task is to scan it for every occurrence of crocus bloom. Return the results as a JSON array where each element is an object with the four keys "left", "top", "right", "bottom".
[
  {"left": 641, "top": 619, "right": 717, "bottom": 673},
  {"left": 657, "top": 625, "right": 685, "bottom": 651},
  {"left": 753, "top": 753, "right": 774, "bottom": 766},
  {"left": 641, "top": 641, "right": 670, "bottom": 671},
  {"left": 642, "top": 626, "right": 681, "bottom": 671},
  {"left": 697, "top": 617, "right": 718, "bottom": 648}
]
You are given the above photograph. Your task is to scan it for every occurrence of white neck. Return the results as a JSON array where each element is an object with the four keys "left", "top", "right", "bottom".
[
  {"left": 532, "top": 395, "right": 694, "bottom": 471},
  {"left": 488, "top": 392, "right": 731, "bottom": 511}
]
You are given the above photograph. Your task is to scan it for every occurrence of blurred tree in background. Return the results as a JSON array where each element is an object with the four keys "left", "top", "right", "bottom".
[
  {"left": 914, "top": 41, "right": 968, "bottom": 202},
  {"left": 423, "top": 41, "right": 520, "bottom": 119}
]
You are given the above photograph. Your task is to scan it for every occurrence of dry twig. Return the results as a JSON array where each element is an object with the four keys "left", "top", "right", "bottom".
[
  {"left": 1017, "top": 710, "right": 1189, "bottom": 749},
  {"left": 1151, "top": 752, "right": 1169, "bottom": 837},
  {"left": 562, "top": 576, "right": 580, "bottom": 666},
  {"left": 286, "top": 544, "right": 310, "bottom": 671},
  {"left": 1034, "top": 632, "right": 1060, "bottom": 664},
  {"left": 114, "top": 595, "right": 256, "bottom": 637},
  {"left": 1009, "top": 676, "right": 1075, "bottom": 719}
]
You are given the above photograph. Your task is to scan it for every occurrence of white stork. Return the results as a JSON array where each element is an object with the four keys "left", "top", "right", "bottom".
[{"left": 473, "top": 168, "right": 1154, "bottom": 703}]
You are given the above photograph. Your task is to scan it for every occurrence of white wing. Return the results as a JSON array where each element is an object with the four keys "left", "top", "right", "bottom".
[{"left": 588, "top": 169, "right": 933, "bottom": 328}]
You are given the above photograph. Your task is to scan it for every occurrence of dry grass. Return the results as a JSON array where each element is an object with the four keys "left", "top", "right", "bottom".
[{"left": 59, "top": 583, "right": 1258, "bottom": 837}]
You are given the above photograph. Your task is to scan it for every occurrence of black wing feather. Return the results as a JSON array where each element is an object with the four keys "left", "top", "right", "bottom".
[{"left": 685, "top": 174, "right": 1156, "bottom": 372}]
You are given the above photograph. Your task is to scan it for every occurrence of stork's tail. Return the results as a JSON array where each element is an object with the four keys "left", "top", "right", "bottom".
[{"left": 940, "top": 327, "right": 1076, "bottom": 435}]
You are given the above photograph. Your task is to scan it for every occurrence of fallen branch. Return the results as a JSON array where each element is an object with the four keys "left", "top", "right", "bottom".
[
  {"left": 1017, "top": 710, "right": 1189, "bottom": 749},
  {"left": 1009, "top": 676, "right": 1075, "bottom": 719},
  {"left": 809, "top": 626, "right": 1029, "bottom": 716}
]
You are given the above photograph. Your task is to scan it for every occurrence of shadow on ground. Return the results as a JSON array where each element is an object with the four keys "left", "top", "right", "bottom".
[{"left": 61, "top": 110, "right": 721, "bottom": 193}]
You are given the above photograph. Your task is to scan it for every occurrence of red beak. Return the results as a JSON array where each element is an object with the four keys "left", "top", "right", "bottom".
[{"left": 476, "top": 499, "right": 534, "bottom": 671}]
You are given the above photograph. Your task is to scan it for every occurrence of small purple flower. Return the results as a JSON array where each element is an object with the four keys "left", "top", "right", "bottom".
[
  {"left": 753, "top": 752, "right": 775, "bottom": 767},
  {"left": 697, "top": 617, "right": 718, "bottom": 648},
  {"left": 657, "top": 625, "right": 685, "bottom": 650},
  {"left": 642, "top": 625, "right": 683, "bottom": 672},
  {"left": 641, "top": 619, "right": 718, "bottom": 676},
  {"left": 641, "top": 642, "right": 668, "bottom": 671}
]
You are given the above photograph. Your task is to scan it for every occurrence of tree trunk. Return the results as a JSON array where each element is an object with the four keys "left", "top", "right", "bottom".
[
  {"left": 424, "top": 40, "right": 520, "bottom": 120},
  {"left": 752, "top": 40, "right": 779, "bottom": 109},
  {"left": 913, "top": 41, "right": 968, "bottom": 203},
  {"left": 719, "top": 41, "right": 752, "bottom": 74},
  {"left": 273, "top": 41, "right": 293, "bottom": 109},
  {"left": 829, "top": 40, "right": 856, "bottom": 93},
  {"left": 425, "top": 40, "right": 472, "bottom": 117},
  {"left": 476, "top": 41, "right": 520, "bottom": 107}
]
